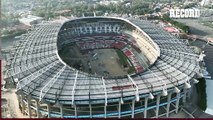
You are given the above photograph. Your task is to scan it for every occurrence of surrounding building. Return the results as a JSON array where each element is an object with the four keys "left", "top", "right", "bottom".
[
  {"left": 19, "top": 15, "right": 43, "bottom": 26},
  {"left": 200, "top": 0, "right": 213, "bottom": 6}
]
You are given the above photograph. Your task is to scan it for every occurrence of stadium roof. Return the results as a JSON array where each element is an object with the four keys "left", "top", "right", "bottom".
[{"left": 5, "top": 17, "right": 201, "bottom": 105}]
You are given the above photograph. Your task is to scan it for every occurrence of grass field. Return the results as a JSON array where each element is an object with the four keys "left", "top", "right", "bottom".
[
  {"left": 115, "top": 49, "right": 135, "bottom": 74},
  {"left": 115, "top": 49, "right": 129, "bottom": 67}
]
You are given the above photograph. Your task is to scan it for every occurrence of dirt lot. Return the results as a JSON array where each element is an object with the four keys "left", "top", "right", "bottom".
[
  {"left": 1, "top": 90, "right": 28, "bottom": 118},
  {"left": 90, "top": 49, "right": 128, "bottom": 77},
  {"left": 59, "top": 45, "right": 129, "bottom": 77}
]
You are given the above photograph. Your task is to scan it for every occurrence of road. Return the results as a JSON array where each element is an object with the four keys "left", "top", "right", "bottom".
[
  {"left": 175, "top": 19, "right": 213, "bottom": 38},
  {"left": 1, "top": 89, "right": 28, "bottom": 118}
]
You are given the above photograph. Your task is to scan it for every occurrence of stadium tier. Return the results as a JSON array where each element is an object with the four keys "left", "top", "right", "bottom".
[{"left": 5, "top": 17, "right": 202, "bottom": 118}]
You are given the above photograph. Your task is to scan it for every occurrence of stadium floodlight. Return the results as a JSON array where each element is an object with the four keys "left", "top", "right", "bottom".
[
  {"left": 184, "top": 70, "right": 191, "bottom": 89},
  {"left": 162, "top": 88, "right": 168, "bottom": 96},
  {"left": 148, "top": 93, "right": 154, "bottom": 99},
  {"left": 174, "top": 87, "right": 180, "bottom": 93},
  {"left": 71, "top": 71, "right": 79, "bottom": 105},
  {"left": 193, "top": 79, "right": 199, "bottom": 84},
  {"left": 102, "top": 77, "right": 108, "bottom": 106},
  {"left": 184, "top": 82, "right": 191, "bottom": 89},
  {"left": 14, "top": 78, "right": 18, "bottom": 83},
  {"left": 127, "top": 75, "right": 139, "bottom": 102},
  {"left": 120, "top": 97, "right": 124, "bottom": 104}
]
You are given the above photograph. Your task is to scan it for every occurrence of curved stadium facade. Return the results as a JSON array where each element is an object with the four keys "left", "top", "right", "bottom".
[{"left": 6, "top": 17, "right": 202, "bottom": 118}]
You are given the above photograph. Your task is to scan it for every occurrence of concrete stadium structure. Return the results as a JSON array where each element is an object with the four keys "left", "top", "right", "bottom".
[{"left": 4, "top": 17, "right": 203, "bottom": 118}]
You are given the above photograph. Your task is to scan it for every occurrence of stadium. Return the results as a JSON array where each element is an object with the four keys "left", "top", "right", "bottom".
[{"left": 5, "top": 16, "right": 202, "bottom": 118}]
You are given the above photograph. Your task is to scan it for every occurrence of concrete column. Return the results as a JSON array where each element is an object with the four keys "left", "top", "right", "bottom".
[
  {"left": 17, "top": 95, "right": 22, "bottom": 113},
  {"left": 74, "top": 105, "right": 77, "bottom": 118},
  {"left": 17, "top": 95, "right": 21, "bottom": 104},
  {"left": 187, "top": 84, "right": 193, "bottom": 99},
  {"left": 175, "top": 93, "right": 180, "bottom": 114},
  {"left": 27, "top": 96, "right": 32, "bottom": 118},
  {"left": 131, "top": 100, "right": 135, "bottom": 118},
  {"left": 60, "top": 105, "right": 63, "bottom": 118},
  {"left": 104, "top": 105, "right": 107, "bottom": 118},
  {"left": 144, "top": 97, "right": 148, "bottom": 118},
  {"left": 109, "top": 26, "right": 112, "bottom": 32},
  {"left": 89, "top": 104, "right": 92, "bottom": 118},
  {"left": 156, "top": 94, "right": 161, "bottom": 118},
  {"left": 183, "top": 88, "right": 187, "bottom": 103},
  {"left": 105, "top": 25, "right": 107, "bottom": 33},
  {"left": 89, "top": 27, "right": 92, "bottom": 34},
  {"left": 166, "top": 92, "right": 172, "bottom": 117},
  {"left": 36, "top": 100, "right": 41, "bottom": 118},
  {"left": 95, "top": 26, "right": 98, "bottom": 32},
  {"left": 118, "top": 101, "right": 121, "bottom": 118},
  {"left": 80, "top": 27, "right": 82, "bottom": 33},
  {"left": 20, "top": 95, "right": 25, "bottom": 114},
  {"left": 47, "top": 103, "right": 51, "bottom": 118}
]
